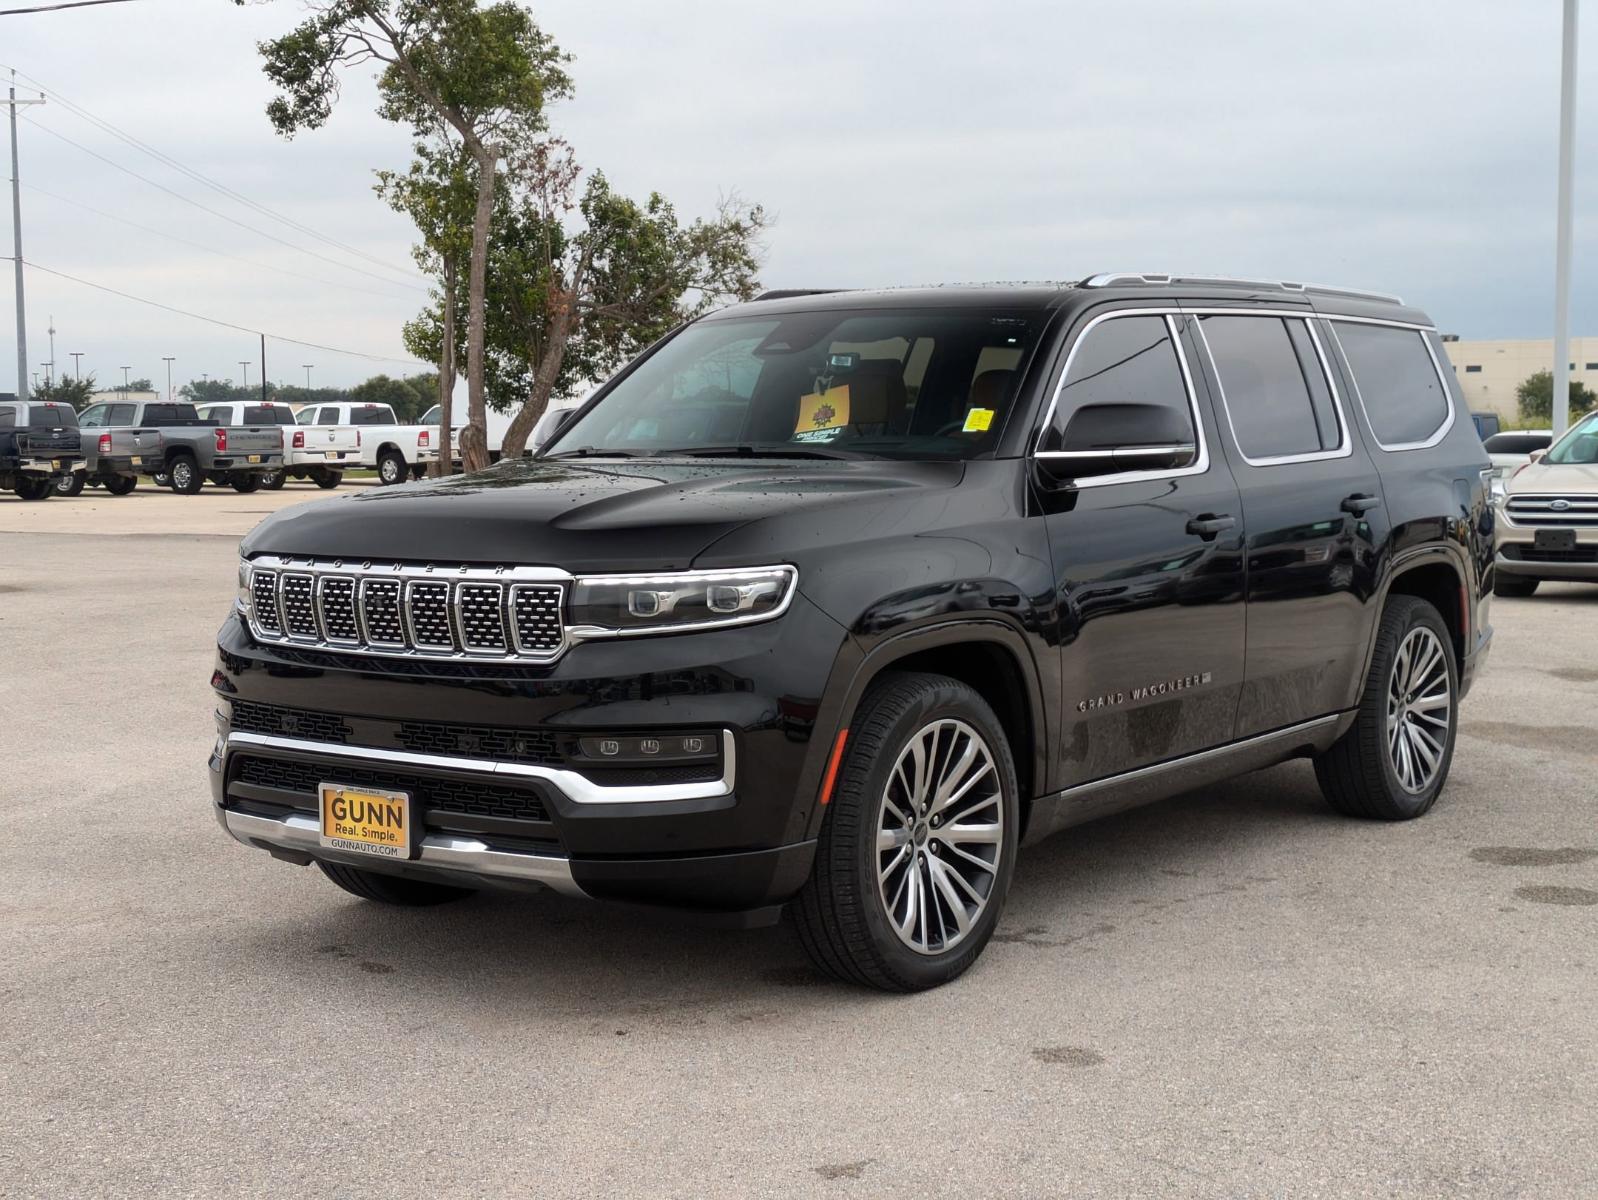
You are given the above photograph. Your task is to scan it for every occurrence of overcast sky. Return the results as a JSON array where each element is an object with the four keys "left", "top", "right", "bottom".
[{"left": 2, "top": 0, "right": 1594, "bottom": 394}]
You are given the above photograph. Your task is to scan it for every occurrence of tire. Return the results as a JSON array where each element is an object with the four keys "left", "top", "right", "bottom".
[
  {"left": 793, "top": 671, "right": 1020, "bottom": 991},
  {"left": 316, "top": 861, "right": 474, "bottom": 907},
  {"left": 259, "top": 470, "right": 287, "bottom": 491},
  {"left": 311, "top": 468, "right": 343, "bottom": 489},
  {"left": 168, "top": 455, "right": 202, "bottom": 495},
  {"left": 411, "top": 464, "right": 428, "bottom": 480},
  {"left": 230, "top": 474, "right": 260, "bottom": 494},
  {"left": 55, "top": 470, "right": 86, "bottom": 497},
  {"left": 13, "top": 475, "right": 53, "bottom": 501},
  {"left": 103, "top": 474, "right": 137, "bottom": 496},
  {"left": 152, "top": 471, "right": 170, "bottom": 488},
  {"left": 377, "top": 450, "right": 406, "bottom": 486},
  {"left": 1493, "top": 573, "right": 1539, "bottom": 598},
  {"left": 1314, "top": 595, "right": 1458, "bottom": 821}
]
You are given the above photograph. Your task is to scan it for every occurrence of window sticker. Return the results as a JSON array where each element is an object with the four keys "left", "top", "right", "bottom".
[
  {"left": 962, "top": 407, "right": 995, "bottom": 433},
  {"left": 794, "top": 383, "right": 851, "bottom": 438}
]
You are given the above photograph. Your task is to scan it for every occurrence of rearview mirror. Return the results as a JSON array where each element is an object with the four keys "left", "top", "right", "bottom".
[{"left": 1034, "top": 401, "right": 1197, "bottom": 485}]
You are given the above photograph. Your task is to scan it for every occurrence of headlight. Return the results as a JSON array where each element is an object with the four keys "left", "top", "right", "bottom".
[
  {"left": 568, "top": 565, "right": 797, "bottom": 636},
  {"left": 236, "top": 560, "right": 253, "bottom": 616}
]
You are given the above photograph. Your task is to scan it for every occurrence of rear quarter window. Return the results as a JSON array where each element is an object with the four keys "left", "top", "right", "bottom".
[
  {"left": 1332, "top": 322, "right": 1452, "bottom": 449},
  {"left": 349, "top": 406, "right": 396, "bottom": 426}
]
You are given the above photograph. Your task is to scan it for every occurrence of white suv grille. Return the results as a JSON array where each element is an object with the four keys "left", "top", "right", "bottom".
[
  {"left": 243, "top": 557, "right": 567, "bottom": 662},
  {"left": 1505, "top": 495, "right": 1598, "bottom": 527}
]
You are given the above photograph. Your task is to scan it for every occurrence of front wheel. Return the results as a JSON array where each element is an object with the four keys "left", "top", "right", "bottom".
[
  {"left": 168, "top": 456, "right": 203, "bottom": 495},
  {"left": 102, "top": 474, "right": 137, "bottom": 496},
  {"left": 259, "top": 469, "right": 287, "bottom": 491},
  {"left": 229, "top": 474, "right": 260, "bottom": 494},
  {"left": 316, "top": 861, "right": 474, "bottom": 907},
  {"left": 1493, "top": 573, "right": 1539, "bottom": 598},
  {"left": 311, "top": 468, "right": 343, "bottom": 489},
  {"left": 794, "top": 672, "right": 1020, "bottom": 991},
  {"left": 55, "top": 470, "right": 87, "bottom": 497},
  {"left": 1314, "top": 596, "right": 1458, "bottom": 820},
  {"left": 376, "top": 451, "right": 406, "bottom": 486}
]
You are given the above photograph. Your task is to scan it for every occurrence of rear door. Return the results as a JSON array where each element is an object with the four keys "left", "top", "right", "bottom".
[
  {"left": 1186, "top": 307, "right": 1389, "bottom": 735},
  {"left": 1035, "top": 308, "right": 1248, "bottom": 790}
]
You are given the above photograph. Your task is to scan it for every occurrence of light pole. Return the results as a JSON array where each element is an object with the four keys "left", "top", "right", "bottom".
[
  {"left": 303, "top": 363, "right": 314, "bottom": 391},
  {"left": 240, "top": 361, "right": 250, "bottom": 387},
  {"left": 70, "top": 351, "right": 83, "bottom": 380},
  {"left": 120, "top": 365, "right": 130, "bottom": 399},
  {"left": 7, "top": 71, "right": 45, "bottom": 402},
  {"left": 162, "top": 356, "right": 175, "bottom": 402},
  {"left": 1552, "top": 0, "right": 1580, "bottom": 437}
]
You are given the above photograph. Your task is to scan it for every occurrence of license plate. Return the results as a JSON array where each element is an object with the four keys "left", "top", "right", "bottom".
[
  {"left": 325, "top": 451, "right": 339, "bottom": 460},
  {"left": 1534, "top": 528, "right": 1577, "bottom": 552},
  {"left": 248, "top": 454, "right": 262, "bottom": 464},
  {"left": 319, "top": 783, "right": 412, "bottom": 859},
  {"left": 131, "top": 456, "right": 142, "bottom": 466},
  {"left": 52, "top": 459, "right": 62, "bottom": 469}
]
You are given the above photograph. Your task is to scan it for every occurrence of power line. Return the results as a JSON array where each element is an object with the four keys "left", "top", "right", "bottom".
[
  {"left": 24, "top": 259, "right": 431, "bottom": 367},
  {"left": 19, "top": 114, "right": 429, "bottom": 295},
  {"left": 2, "top": 62, "right": 426, "bottom": 285},
  {"left": 0, "top": 0, "right": 140, "bottom": 13},
  {"left": 21, "top": 180, "right": 424, "bottom": 302}
]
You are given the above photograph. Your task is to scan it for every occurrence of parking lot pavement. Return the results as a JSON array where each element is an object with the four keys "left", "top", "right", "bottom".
[{"left": 3, "top": 507, "right": 1597, "bottom": 1199}]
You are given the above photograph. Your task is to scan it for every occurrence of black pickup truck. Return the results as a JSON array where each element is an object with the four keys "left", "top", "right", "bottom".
[
  {"left": 210, "top": 275, "right": 1494, "bottom": 991},
  {"left": 0, "top": 399, "right": 82, "bottom": 500}
]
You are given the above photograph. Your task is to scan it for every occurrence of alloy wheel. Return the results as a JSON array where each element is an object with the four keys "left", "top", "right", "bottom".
[
  {"left": 1386, "top": 626, "right": 1451, "bottom": 793},
  {"left": 876, "top": 718, "right": 1004, "bottom": 955}
]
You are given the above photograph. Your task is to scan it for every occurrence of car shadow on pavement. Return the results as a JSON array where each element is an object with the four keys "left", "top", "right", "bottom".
[{"left": 210, "top": 759, "right": 1343, "bottom": 1011}]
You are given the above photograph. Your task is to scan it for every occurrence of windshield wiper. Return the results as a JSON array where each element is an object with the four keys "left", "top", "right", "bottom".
[
  {"left": 654, "top": 443, "right": 863, "bottom": 461},
  {"left": 543, "top": 446, "right": 645, "bottom": 459}
]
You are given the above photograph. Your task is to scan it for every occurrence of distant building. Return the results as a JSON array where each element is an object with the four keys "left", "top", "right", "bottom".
[
  {"left": 87, "top": 390, "right": 160, "bottom": 405},
  {"left": 1440, "top": 337, "right": 1598, "bottom": 423}
]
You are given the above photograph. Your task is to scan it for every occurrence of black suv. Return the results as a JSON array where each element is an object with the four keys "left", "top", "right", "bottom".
[{"left": 211, "top": 274, "right": 1494, "bottom": 990}]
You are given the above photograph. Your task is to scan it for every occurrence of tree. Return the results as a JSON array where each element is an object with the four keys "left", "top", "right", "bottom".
[
  {"left": 352, "top": 373, "right": 427, "bottom": 422},
  {"left": 121, "top": 378, "right": 154, "bottom": 393},
  {"left": 253, "top": 0, "right": 572, "bottom": 472},
  {"left": 35, "top": 374, "right": 95, "bottom": 408},
  {"left": 1516, "top": 369, "right": 1598, "bottom": 424}
]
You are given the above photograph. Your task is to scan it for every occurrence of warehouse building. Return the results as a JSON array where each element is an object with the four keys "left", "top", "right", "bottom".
[{"left": 1440, "top": 336, "right": 1598, "bottom": 423}]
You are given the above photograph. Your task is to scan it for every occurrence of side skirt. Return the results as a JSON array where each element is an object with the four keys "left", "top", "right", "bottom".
[{"left": 1022, "top": 713, "right": 1350, "bottom": 846}]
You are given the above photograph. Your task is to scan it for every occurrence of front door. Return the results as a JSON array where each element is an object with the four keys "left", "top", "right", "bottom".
[
  {"left": 1035, "top": 310, "right": 1248, "bottom": 791},
  {"left": 1186, "top": 309, "right": 1388, "bottom": 735}
]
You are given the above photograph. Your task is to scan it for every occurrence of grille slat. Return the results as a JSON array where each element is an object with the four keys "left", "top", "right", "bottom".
[
  {"left": 231, "top": 755, "right": 552, "bottom": 826},
  {"left": 1507, "top": 495, "right": 1598, "bottom": 527},
  {"left": 244, "top": 559, "right": 565, "bottom": 663}
]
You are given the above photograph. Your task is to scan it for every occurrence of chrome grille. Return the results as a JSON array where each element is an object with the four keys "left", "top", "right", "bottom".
[
  {"left": 244, "top": 557, "right": 567, "bottom": 663},
  {"left": 1505, "top": 495, "right": 1598, "bottom": 527}
]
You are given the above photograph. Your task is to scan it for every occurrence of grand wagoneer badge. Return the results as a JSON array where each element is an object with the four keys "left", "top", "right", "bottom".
[{"left": 1077, "top": 671, "right": 1213, "bottom": 713}]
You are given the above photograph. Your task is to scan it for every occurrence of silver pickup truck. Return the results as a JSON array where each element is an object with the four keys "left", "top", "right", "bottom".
[
  {"left": 197, "top": 401, "right": 357, "bottom": 489},
  {"left": 76, "top": 399, "right": 284, "bottom": 494}
]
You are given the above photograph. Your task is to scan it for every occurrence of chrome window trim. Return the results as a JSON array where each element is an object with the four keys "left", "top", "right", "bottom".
[
  {"left": 1031, "top": 309, "right": 1212, "bottom": 489},
  {"left": 1325, "top": 319, "right": 1457, "bottom": 452},
  {"left": 1190, "top": 313, "right": 1354, "bottom": 467},
  {"left": 222, "top": 729, "right": 736, "bottom": 806}
]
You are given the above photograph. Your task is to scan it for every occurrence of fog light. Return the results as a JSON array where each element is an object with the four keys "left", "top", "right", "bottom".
[{"left": 577, "top": 731, "right": 721, "bottom": 767}]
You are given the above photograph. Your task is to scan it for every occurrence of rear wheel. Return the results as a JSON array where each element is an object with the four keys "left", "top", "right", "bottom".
[
  {"left": 13, "top": 475, "right": 53, "bottom": 501},
  {"left": 1493, "top": 573, "right": 1539, "bottom": 598},
  {"left": 1314, "top": 596, "right": 1457, "bottom": 820},
  {"left": 311, "top": 468, "right": 343, "bottom": 489},
  {"left": 229, "top": 474, "right": 260, "bottom": 494},
  {"left": 259, "top": 469, "right": 287, "bottom": 490},
  {"left": 316, "top": 861, "right": 475, "bottom": 907},
  {"left": 377, "top": 450, "right": 406, "bottom": 486},
  {"left": 168, "top": 456, "right": 202, "bottom": 495},
  {"left": 794, "top": 672, "right": 1019, "bottom": 991},
  {"left": 55, "top": 470, "right": 86, "bottom": 497},
  {"left": 102, "top": 474, "right": 137, "bottom": 496}
]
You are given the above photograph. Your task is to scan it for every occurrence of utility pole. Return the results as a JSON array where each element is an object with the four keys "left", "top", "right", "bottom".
[
  {"left": 70, "top": 351, "right": 82, "bottom": 380},
  {"left": 1552, "top": 0, "right": 1580, "bottom": 437},
  {"left": 303, "top": 363, "right": 313, "bottom": 391},
  {"left": 45, "top": 313, "right": 54, "bottom": 385},
  {"left": 7, "top": 70, "right": 44, "bottom": 402},
  {"left": 259, "top": 332, "right": 267, "bottom": 403},
  {"left": 120, "top": 365, "right": 130, "bottom": 397},
  {"left": 162, "top": 356, "right": 175, "bottom": 402},
  {"left": 240, "top": 361, "right": 250, "bottom": 387}
]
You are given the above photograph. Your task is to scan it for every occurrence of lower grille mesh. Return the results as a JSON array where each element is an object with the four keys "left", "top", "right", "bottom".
[{"left": 232, "top": 755, "right": 551, "bottom": 825}]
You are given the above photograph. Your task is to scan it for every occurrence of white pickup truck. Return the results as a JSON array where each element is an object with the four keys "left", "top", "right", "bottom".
[
  {"left": 197, "top": 401, "right": 357, "bottom": 489},
  {"left": 295, "top": 401, "right": 438, "bottom": 485}
]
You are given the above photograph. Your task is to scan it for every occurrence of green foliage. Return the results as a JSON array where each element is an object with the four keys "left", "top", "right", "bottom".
[
  {"left": 351, "top": 373, "right": 429, "bottom": 422},
  {"left": 35, "top": 374, "right": 96, "bottom": 408},
  {"left": 122, "top": 378, "right": 154, "bottom": 392},
  {"left": 1516, "top": 369, "right": 1598, "bottom": 423}
]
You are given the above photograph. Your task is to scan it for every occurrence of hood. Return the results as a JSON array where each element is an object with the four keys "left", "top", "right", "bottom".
[
  {"left": 240, "top": 456, "right": 964, "bottom": 573},
  {"left": 1504, "top": 460, "right": 1598, "bottom": 496}
]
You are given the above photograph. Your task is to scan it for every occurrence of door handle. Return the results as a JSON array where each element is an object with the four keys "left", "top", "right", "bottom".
[
  {"left": 1341, "top": 493, "right": 1382, "bottom": 515},
  {"left": 1186, "top": 513, "right": 1236, "bottom": 539}
]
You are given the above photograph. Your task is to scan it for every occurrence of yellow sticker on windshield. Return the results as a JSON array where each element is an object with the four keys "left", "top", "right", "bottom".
[
  {"left": 795, "top": 384, "right": 851, "bottom": 440},
  {"left": 962, "top": 407, "right": 995, "bottom": 433}
]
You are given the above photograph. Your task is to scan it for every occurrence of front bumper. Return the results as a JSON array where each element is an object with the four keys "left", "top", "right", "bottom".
[
  {"left": 210, "top": 454, "right": 286, "bottom": 472},
  {"left": 1495, "top": 503, "right": 1598, "bottom": 581}
]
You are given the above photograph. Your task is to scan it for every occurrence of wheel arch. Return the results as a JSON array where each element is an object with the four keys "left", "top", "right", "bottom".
[
  {"left": 1372, "top": 547, "right": 1471, "bottom": 677},
  {"left": 799, "top": 619, "right": 1048, "bottom": 842}
]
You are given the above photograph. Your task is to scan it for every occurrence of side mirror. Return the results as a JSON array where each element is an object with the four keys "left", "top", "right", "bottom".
[
  {"left": 1527, "top": 448, "right": 1548, "bottom": 464},
  {"left": 1034, "top": 401, "right": 1197, "bottom": 485}
]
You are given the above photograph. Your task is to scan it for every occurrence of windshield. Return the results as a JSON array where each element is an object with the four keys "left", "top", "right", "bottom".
[
  {"left": 543, "top": 307, "right": 1048, "bottom": 460},
  {"left": 1545, "top": 412, "right": 1598, "bottom": 465},
  {"left": 420, "top": 405, "right": 440, "bottom": 425}
]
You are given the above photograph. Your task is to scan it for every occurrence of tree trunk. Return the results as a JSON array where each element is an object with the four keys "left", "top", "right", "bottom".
[
  {"left": 462, "top": 145, "right": 498, "bottom": 474},
  {"left": 500, "top": 286, "right": 579, "bottom": 461},
  {"left": 433, "top": 258, "right": 457, "bottom": 478}
]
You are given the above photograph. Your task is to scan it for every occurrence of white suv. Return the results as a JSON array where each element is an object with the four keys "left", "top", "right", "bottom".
[{"left": 1495, "top": 411, "right": 1598, "bottom": 595}]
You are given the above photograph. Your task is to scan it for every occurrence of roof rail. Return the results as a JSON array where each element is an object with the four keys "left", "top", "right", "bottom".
[
  {"left": 752, "top": 288, "right": 848, "bottom": 301},
  {"left": 1080, "top": 273, "right": 1403, "bottom": 306}
]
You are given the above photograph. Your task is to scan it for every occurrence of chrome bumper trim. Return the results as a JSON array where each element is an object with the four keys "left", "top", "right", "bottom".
[
  {"left": 221, "top": 807, "right": 585, "bottom": 896},
  {"left": 224, "top": 729, "right": 736, "bottom": 806}
]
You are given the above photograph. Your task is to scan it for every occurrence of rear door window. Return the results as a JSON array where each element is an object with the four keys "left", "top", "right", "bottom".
[
  {"left": 145, "top": 404, "right": 199, "bottom": 423},
  {"left": 348, "top": 406, "right": 395, "bottom": 426},
  {"left": 318, "top": 406, "right": 342, "bottom": 424},
  {"left": 106, "top": 404, "right": 136, "bottom": 425},
  {"left": 1331, "top": 322, "right": 1453, "bottom": 449},
  {"left": 1198, "top": 315, "right": 1342, "bottom": 462},
  {"left": 1039, "top": 314, "right": 1198, "bottom": 457},
  {"left": 205, "top": 406, "right": 235, "bottom": 425}
]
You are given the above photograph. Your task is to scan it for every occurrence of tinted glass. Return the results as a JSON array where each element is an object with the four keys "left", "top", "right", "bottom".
[
  {"left": 1483, "top": 432, "right": 1551, "bottom": 454},
  {"left": 28, "top": 404, "right": 76, "bottom": 427},
  {"left": 318, "top": 407, "right": 341, "bottom": 423},
  {"left": 205, "top": 406, "right": 234, "bottom": 424},
  {"left": 420, "top": 405, "right": 441, "bottom": 425},
  {"left": 244, "top": 406, "right": 295, "bottom": 424},
  {"left": 1200, "top": 316, "right": 1328, "bottom": 459},
  {"left": 79, "top": 404, "right": 109, "bottom": 428},
  {"left": 547, "top": 308, "right": 1048, "bottom": 460},
  {"left": 1334, "top": 322, "right": 1450, "bottom": 446},
  {"left": 106, "top": 404, "right": 136, "bottom": 425},
  {"left": 349, "top": 406, "right": 394, "bottom": 426},
  {"left": 1040, "top": 315, "right": 1192, "bottom": 454},
  {"left": 145, "top": 404, "right": 199, "bottom": 423},
  {"left": 0, "top": 408, "right": 13, "bottom": 428}
]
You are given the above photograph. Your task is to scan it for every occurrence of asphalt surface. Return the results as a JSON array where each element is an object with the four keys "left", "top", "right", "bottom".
[{"left": 3, "top": 484, "right": 1596, "bottom": 1198}]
